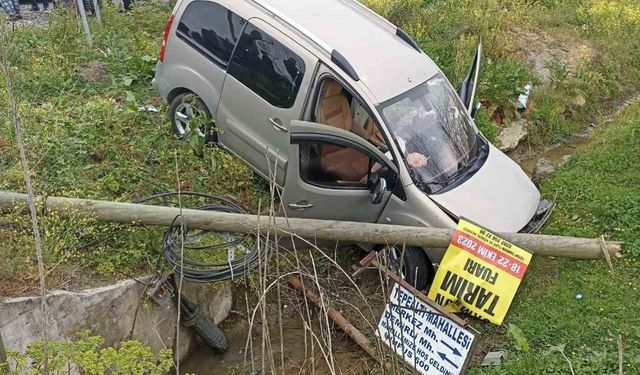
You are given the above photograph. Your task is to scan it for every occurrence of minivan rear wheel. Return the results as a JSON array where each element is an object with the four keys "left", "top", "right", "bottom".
[
  {"left": 169, "top": 93, "right": 217, "bottom": 144},
  {"left": 386, "top": 246, "right": 434, "bottom": 291}
]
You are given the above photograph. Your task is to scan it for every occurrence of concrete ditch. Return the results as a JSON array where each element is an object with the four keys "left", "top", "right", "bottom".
[{"left": 0, "top": 278, "right": 232, "bottom": 365}]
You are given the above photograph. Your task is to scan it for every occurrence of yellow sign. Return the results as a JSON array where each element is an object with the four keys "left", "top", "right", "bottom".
[{"left": 427, "top": 219, "right": 532, "bottom": 325}]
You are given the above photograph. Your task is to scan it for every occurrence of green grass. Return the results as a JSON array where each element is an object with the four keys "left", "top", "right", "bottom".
[
  {"left": 0, "top": 5, "right": 262, "bottom": 294},
  {"left": 469, "top": 103, "right": 640, "bottom": 374},
  {"left": 1, "top": 2, "right": 640, "bottom": 373},
  {"left": 365, "top": 0, "right": 640, "bottom": 145}
]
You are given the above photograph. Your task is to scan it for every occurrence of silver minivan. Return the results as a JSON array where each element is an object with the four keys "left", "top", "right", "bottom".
[{"left": 153, "top": 0, "right": 553, "bottom": 289}]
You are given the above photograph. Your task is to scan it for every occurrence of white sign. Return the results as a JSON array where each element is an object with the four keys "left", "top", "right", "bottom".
[{"left": 377, "top": 284, "right": 476, "bottom": 375}]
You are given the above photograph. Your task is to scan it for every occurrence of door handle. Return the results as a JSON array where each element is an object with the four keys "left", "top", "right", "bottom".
[
  {"left": 288, "top": 201, "right": 314, "bottom": 210},
  {"left": 269, "top": 117, "right": 288, "bottom": 132}
]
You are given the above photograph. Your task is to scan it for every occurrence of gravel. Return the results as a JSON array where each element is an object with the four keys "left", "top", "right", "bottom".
[{"left": 6, "top": 4, "right": 51, "bottom": 28}]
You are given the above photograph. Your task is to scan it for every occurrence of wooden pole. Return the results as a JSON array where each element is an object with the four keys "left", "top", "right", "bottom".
[
  {"left": 288, "top": 277, "right": 384, "bottom": 366},
  {"left": 0, "top": 191, "right": 622, "bottom": 260}
]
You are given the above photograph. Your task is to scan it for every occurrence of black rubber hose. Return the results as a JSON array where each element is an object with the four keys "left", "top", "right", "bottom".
[
  {"left": 186, "top": 305, "right": 229, "bottom": 352},
  {"left": 168, "top": 278, "right": 229, "bottom": 352}
]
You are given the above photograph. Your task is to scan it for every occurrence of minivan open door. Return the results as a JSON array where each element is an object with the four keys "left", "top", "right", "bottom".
[
  {"left": 281, "top": 121, "right": 398, "bottom": 223},
  {"left": 457, "top": 43, "right": 482, "bottom": 118}
]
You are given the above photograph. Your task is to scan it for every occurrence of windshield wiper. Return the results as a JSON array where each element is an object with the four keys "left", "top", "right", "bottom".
[{"left": 462, "top": 134, "right": 488, "bottom": 169}]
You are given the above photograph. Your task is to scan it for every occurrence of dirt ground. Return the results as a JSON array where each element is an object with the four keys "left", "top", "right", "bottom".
[
  {"left": 512, "top": 29, "right": 596, "bottom": 85},
  {"left": 179, "top": 244, "right": 507, "bottom": 374},
  {"left": 180, "top": 247, "right": 389, "bottom": 374}
]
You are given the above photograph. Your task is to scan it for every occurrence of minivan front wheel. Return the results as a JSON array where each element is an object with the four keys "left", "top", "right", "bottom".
[
  {"left": 169, "top": 93, "right": 216, "bottom": 144},
  {"left": 386, "top": 246, "right": 434, "bottom": 291}
]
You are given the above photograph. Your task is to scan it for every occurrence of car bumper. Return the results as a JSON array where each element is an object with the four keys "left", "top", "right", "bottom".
[
  {"left": 152, "top": 64, "right": 172, "bottom": 103},
  {"left": 520, "top": 199, "right": 555, "bottom": 234},
  {"left": 152, "top": 77, "right": 170, "bottom": 103}
]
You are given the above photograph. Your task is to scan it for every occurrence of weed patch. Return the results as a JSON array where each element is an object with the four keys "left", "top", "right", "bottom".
[
  {"left": 469, "top": 103, "right": 640, "bottom": 374},
  {"left": 365, "top": 0, "right": 640, "bottom": 145},
  {"left": 0, "top": 4, "right": 263, "bottom": 295}
]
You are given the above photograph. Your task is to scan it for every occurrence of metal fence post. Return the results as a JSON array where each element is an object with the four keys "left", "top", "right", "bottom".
[
  {"left": 77, "top": 0, "right": 93, "bottom": 46},
  {"left": 92, "top": 0, "right": 103, "bottom": 30}
]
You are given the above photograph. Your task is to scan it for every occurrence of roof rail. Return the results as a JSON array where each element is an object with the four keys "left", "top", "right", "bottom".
[
  {"left": 246, "top": 0, "right": 360, "bottom": 81},
  {"left": 331, "top": 50, "right": 359, "bottom": 81},
  {"left": 395, "top": 28, "right": 421, "bottom": 52},
  {"left": 247, "top": 0, "right": 332, "bottom": 55}
]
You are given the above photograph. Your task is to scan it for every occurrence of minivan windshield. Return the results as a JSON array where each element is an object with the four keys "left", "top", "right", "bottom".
[{"left": 378, "top": 73, "right": 478, "bottom": 192}]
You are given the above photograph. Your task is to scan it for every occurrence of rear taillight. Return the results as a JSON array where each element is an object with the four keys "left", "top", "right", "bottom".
[{"left": 159, "top": 14, "right": 175, "bottom": 63}]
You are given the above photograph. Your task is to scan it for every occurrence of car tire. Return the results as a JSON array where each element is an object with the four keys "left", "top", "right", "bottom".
[
  {"left": 387, "top": 246, "right": 434, "bottom": 291},
  {"left": 169, "top": 92, "right": 217, "bottom": 144}
]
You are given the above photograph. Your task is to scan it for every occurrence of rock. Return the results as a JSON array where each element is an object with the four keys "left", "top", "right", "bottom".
[
  {"left": 532, "top": 158, "right": 555, "bottom": 184},
  {"left": 481, "top": 351, "right": 505, "bottom": 366},
  {"left": 497, "top": 120, "right": 529, "bottom": 152},
  {"left": 514, "top": 30, "right": 595, "bottom": 86},
  {"left": 558, "top": 155, "right": 572, "bottom": 167}
]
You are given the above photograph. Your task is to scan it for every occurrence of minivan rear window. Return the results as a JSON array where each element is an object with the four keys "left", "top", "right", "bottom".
[
  {"left": 228, "top": 24, "right": 306, "bottom": 109},
  {"left": 176, "top": 1, "right": 245, "bottom": 66}
]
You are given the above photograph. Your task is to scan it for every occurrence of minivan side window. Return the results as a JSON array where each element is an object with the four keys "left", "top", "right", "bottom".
[
  {"left": 176, "top": 1, "right": 245, "bottom": 67},
  {"left": 299, "top": 142, "right": 374, "bottom": 188},
  {"left": 228, "top": 24, "right": 306, "bottom": 109}
]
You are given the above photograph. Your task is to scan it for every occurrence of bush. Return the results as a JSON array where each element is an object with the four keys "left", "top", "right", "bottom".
[{"left": 1, "top": 331, "right": 173, "bottom": 375}]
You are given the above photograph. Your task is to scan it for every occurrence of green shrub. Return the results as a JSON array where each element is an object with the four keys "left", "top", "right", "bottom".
[
  {"left": 364, "top": 0, "right": 424, "bottom": 26},
  {"left": 1, "top": 331, "right": 173, "bottom": 375},
  {"left": 474, "top": 108, "right": 500, "bottom": 143},
  {"left": 529, "top": 91, "right": 576, "bottom": 144}
]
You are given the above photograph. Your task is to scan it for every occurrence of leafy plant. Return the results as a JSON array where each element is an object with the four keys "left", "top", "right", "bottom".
[
  {"left": 1, "top": 331, "right": 173, "bottom": 375},
  {"left": 508, "top": 323, "right": 530, "bottom": 353}
]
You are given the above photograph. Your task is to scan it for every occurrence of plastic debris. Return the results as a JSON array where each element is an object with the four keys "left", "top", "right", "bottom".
[
  {"left": 138, "top": 104, "right": 159, "bottom": 113},
  {"left": 575, "top": 293, "right": 584, "bottom": 300},
  {"left": 517, "top": 83, "right": 533, "bottom": 113}
]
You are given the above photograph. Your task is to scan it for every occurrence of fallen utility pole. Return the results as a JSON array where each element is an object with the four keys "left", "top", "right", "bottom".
[{"left": 0, "top": 191, "right": 622, "bottom": 259}]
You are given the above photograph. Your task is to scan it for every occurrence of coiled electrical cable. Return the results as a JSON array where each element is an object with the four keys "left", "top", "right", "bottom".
[{"left": 133, "top": 192, "right": 261, "bottom": 283}]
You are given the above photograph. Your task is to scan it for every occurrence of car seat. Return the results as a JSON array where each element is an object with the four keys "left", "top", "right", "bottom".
[{"left": 316, "top": 80, "right": 369, "bottom": 182}]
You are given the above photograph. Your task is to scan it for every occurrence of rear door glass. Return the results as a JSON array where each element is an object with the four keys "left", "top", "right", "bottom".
[
  {"left": 176, "top": 1, "right": 245, "bottom": 67},
  {"left": 227, "top": 23, "right": 306, "bottom": 109}
]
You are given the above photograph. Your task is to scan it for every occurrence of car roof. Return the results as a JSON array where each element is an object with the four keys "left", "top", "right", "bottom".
[{"left": 247, "top": 0, "right": 440, "bottom": 103}]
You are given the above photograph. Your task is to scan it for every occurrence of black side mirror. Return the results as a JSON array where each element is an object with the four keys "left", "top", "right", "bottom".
[
  {"left": 370, "top": 177, "right": 388, "bottom": 205},
  {"left": 471, "top": 102, "right": 482, "bottom": 119}
]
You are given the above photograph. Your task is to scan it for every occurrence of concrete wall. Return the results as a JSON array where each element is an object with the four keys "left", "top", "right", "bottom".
[{"left": 0, "top": 278, "right": 232, "bottom": 366}]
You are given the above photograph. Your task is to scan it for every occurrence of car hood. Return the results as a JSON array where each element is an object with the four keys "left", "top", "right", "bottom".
[{"left": 429, "top": 144, "right": 540, "bottom": 233}]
